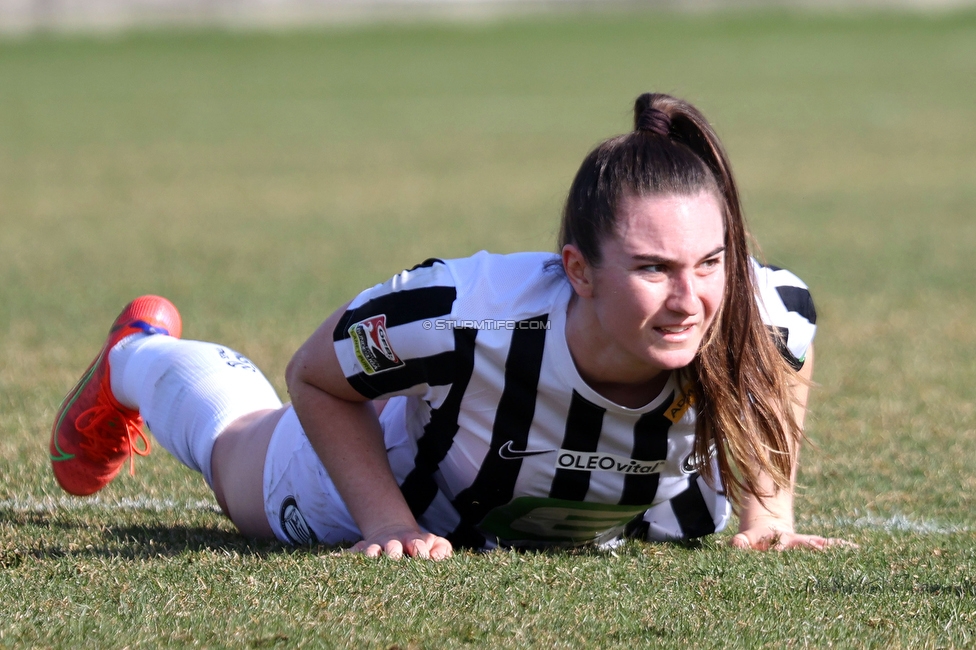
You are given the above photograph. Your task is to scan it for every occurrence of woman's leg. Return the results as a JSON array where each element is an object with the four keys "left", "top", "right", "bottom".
[
  {"left": 110, "top": 335, "right": 281, "bottom": 483},
  {"left": 51, "top": 295, "right": 293, "bottom": 540},
  {"left": 210, "top": 407, "right": 287, "bottom": 539},
  {"left": 50, "top": 295, "right": 371, "bottom": 544},
  {"left": 210, "top": 400, "right": 385, "bottom": 539},
  {"left": 109, "top": 333, "right": 286, "bottom": 539}
]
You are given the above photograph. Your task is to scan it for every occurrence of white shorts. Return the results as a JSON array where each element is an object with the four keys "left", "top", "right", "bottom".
[{"left": 262, "top": 397, "right": 416, "bottom": 546}]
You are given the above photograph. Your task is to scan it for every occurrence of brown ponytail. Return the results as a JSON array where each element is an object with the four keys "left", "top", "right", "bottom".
[{"left": 559, "top": 92, "right": 803, "bottom": 506}]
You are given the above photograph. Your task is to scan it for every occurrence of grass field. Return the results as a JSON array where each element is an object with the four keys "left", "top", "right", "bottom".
[{"left": 1, "top": 8, "right": 975, "bottom": 648}]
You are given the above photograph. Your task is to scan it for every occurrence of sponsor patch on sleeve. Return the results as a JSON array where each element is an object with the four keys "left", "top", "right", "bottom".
[{"left": 348, "top": 314, "right": 405, "bottom": 375}]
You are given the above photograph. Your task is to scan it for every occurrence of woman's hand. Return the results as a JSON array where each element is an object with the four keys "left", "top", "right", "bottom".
[
  {"left": 731, "top": 521, "right": 856, "bottom": 551},
  {"left": 350, "top": 526, "right": 454, "bottom": 560},
  {"left": 732, "top": 345, "right": 856, "bottom": 552}
]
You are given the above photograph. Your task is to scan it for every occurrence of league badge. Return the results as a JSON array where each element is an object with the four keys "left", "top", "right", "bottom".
[{"left": 348, "top": 314, "right": 405, "bottom": 375}]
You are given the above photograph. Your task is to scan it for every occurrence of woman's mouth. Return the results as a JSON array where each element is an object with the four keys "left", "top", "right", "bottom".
[
  {"left": 653, "top": 324, "right": 696, "bottom": 341},
  {"left": 655, "top": 325, "right": 693, "bottom": 334}
]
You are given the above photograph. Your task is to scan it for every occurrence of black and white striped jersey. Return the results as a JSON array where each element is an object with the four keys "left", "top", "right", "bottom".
[{"left": 332, "top": 251, "right": 816, "bottom": 549}]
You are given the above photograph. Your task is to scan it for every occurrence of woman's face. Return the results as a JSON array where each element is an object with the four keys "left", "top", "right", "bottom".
[{"left": 579, "top": 191, "right": 727, "bottom": 381}]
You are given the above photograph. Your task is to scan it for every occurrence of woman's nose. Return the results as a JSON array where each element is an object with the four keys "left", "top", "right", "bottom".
[{"left": 666, "top": 272, "right": 700, "bottom": 315}]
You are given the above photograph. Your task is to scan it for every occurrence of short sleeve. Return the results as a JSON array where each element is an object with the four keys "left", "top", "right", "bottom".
[
  {"left": 751, "top": 260, "right": 817, "bottom": 370},
  {"left": 332, "top": 258, "right": 460, "bottom": 399}
]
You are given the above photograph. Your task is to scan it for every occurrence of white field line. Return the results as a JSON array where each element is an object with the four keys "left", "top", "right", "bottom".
[
  {"left": 811, "top": 513, "right": 971, "bottom": 535},
  {"left": 0, "top": 495, "right": 221, "bottom": 514}
]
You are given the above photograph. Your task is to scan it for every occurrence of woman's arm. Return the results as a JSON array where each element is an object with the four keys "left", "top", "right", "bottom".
[
  {"left": 731, "top": 346, "right": 854, "bottom": 550},
  {"left": 285, "top": 305, "right": 452, "bottom": 560}
]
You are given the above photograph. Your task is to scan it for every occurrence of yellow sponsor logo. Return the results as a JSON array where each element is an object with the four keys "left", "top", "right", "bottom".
[{"left": 665, "top": 383, "right": 695, "bottom": 423}]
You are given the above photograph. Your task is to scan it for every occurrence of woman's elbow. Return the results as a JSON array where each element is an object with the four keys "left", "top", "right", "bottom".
[{"left": 284, "top": 348, "right": 309, "bottom": 396}]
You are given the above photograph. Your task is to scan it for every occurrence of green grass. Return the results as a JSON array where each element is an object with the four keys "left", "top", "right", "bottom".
[{"left": 2, "top": 8, "right": 975, "bottom": 648}]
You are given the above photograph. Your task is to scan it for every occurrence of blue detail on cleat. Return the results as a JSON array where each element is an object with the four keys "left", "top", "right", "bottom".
[{"left": 130, "top": 320, "right": 170, "bottom": 336}]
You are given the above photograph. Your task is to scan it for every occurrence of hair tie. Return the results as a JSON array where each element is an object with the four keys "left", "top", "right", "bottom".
[{"left": 636, "top": 107, "right": 671, "bottom": 137}]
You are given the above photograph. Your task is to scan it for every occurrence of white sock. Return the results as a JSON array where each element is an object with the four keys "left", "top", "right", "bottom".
[
  {"left": 108, "top": 335, "right": 283, "bottom": 487},
  {"left": 109, "top": 333, "right": 154, "bottom": 410}
]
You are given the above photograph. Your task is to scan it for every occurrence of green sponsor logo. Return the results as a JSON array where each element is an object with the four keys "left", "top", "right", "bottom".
[{"left": 479, "top": 497, "right": 651, "bottom": 546}]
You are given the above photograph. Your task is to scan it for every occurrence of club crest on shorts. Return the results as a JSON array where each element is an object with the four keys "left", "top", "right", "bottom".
[
  {"left": 348, "top": 314, "right": 404, "bottom": 375},
  {"left": 280, "top": 496, "right": 318, "bottom": 546}
]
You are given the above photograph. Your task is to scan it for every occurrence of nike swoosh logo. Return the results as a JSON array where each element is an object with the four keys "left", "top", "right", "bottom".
[{"left": 498, "top": 440, "right": 556, "bottom": 460}]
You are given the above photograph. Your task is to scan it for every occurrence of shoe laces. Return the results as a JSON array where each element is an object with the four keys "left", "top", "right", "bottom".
[{"left": 75, "top": 389, "right": 151, "bottom": 476}]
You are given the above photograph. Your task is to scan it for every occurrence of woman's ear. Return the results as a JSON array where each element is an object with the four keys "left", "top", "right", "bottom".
[{"left": 562, "top": 244, "right": 594, "bottom": 298}]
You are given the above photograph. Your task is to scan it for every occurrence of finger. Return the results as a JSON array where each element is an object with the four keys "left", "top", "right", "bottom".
[
  {"left": 824, "top": 537, "right": 860, "bottom": 549},
  {"left": 797, "top": 536, "right": 858, "bottom": 550},
  {"left": 778, "top": 535, "right": 824, "bottom": 551},
  {"left": 351, "top": 541, "right": 384, "bottom": 558},
  {"left": 429, "top": 537, "right": 453, "bottom": 561},
  {"left": 730, "top": 533, "right": 753, "bottom": 550},
  {"left": 732, "top": 533, "right": 779, "bottom": 551},
  {"left": 779, "top": 535, "right": 858, "bottom": 551},
  {"left": 383, "top": 539, "right": 404, "bottom": 560},
  {"left": 405, "top": 538, "right": 430, "bottom": 559}
]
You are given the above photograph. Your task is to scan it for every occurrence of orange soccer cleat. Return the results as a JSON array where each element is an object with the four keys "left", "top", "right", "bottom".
[{"left": 50, "top": 295, "right": 182, "bottom": 496}]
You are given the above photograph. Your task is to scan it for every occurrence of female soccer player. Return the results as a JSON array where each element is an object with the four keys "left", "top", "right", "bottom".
[{"left": 50, "top": 92, "right": 849, "bottom": 558}]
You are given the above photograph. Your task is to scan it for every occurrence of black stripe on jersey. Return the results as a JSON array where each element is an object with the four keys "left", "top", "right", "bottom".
[
  {"left": 624, "top": 514, "right": 650, "bottom": 540},
  {"left": 333, "top": 285, "right": 457, "bottom": 341},
  {"left": 548, "top": 391, "right": 605, "bottom": 501},
  {"left": 775, "top": 285, "right": 817, "bottom": 325},
  {"left": 448, "top": 315, "right": 549, "bottom": 549},
  {"left": 768, "top": 325, "right": 804, "bottom": 372},
  {"left": 346, "top": 349, "right": 458, "bottom": 399},
  {"left": 407, "top": 258, "right": 444, "bottom": 271},
  {"left": 399, "top": 327, "right": 478, "bottom": 517},
  {"left": 670, "top": 476, "right": 717, "bottom": 539},
  {"left": 618, "top": 395, "right": 673, "bottom": 506}
]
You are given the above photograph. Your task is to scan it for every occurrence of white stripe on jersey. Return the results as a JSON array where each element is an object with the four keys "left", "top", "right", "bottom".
[{"left": 752, "top": 260, "right": 817, "bottom": 366}]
